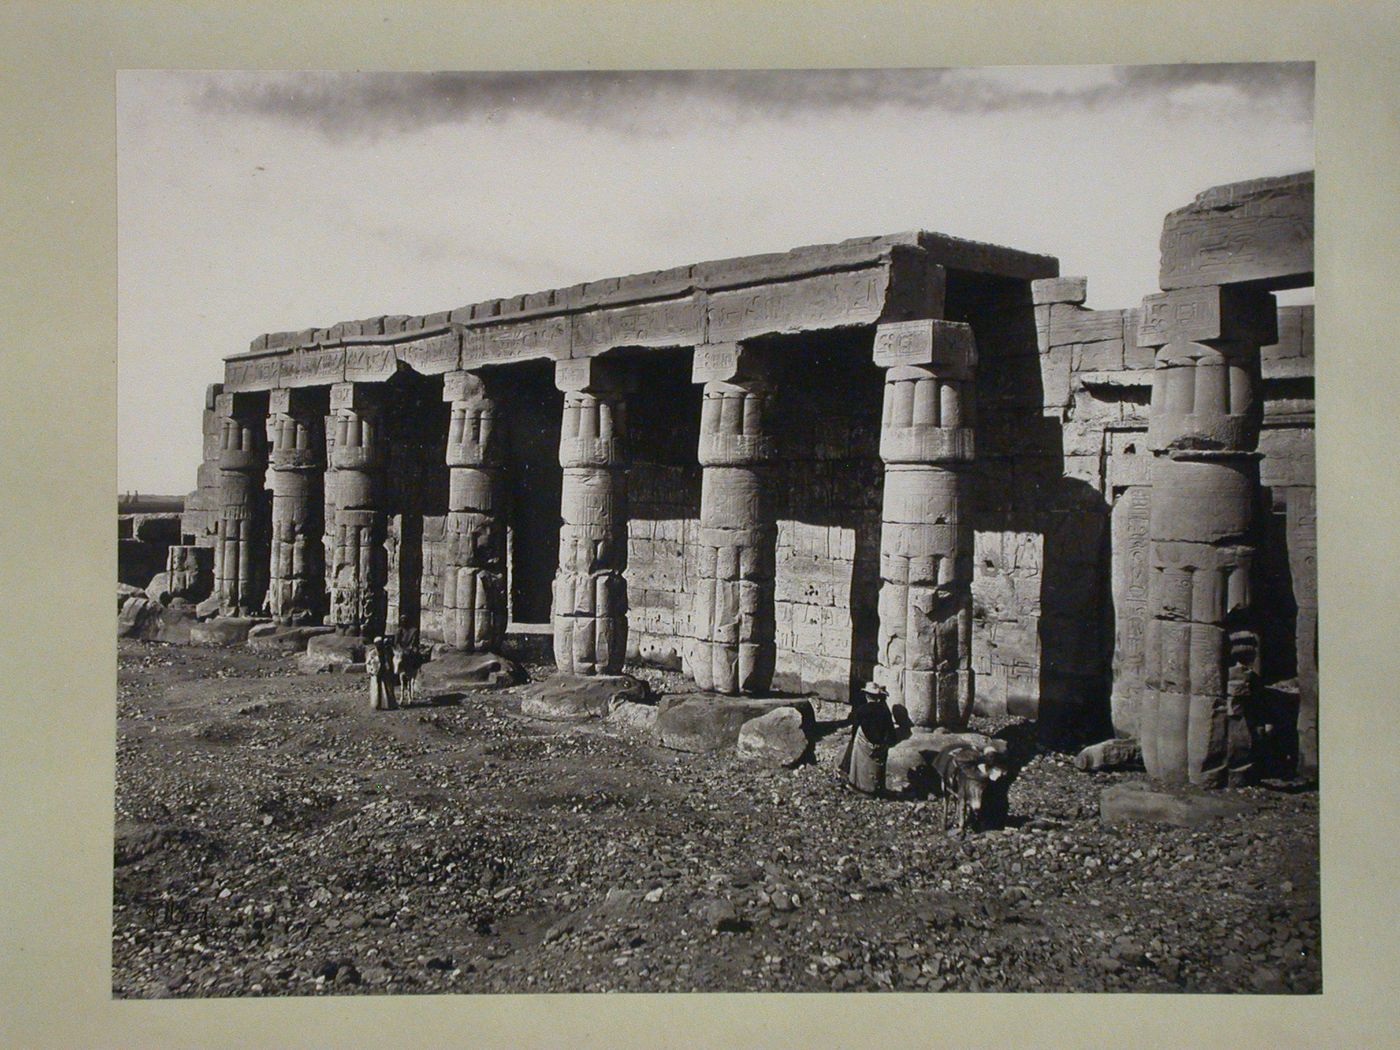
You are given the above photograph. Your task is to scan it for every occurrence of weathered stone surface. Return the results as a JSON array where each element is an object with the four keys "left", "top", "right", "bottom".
[
  {"left": 420, "top": 650, "right": 525, "bottom": 693},
  {"left": 736, "top": 707, "right": 812, "bottom": 767},
  {"left": 1099, "top": 780, "right": 1255, "bottom": 827},
  {"left": 1159, "top": 171, "right": 1314, "bottom": 291},
  {"left": 519, "top": 673, "right": 647, "bottom": 721},
  {"left": 246, "top": 624, "right": 336, "bottom": 653},
  {"left": 151, "top": 600, "right": 199, "bottom": 644},
  {"left": 194, "top": 593, "right": 222, "bottom": 620},
  {"left": 144, "top": 572, "right": 174, "bottom": 604},
  {"left": 606, "top": 700, "right": 661, "bottom": 739},
  {"left": 657, "top": 695, "right": 814, "bottom": 753},
  {"left": 1075, "top": 738, "right": 1144, "bottom": 773},
  {"left": 118, "top": 583, "right": 145, "bottom": 609},
  {"left": 189, "top": 617, "right": 260, "bottom": 647},
  {"left": 298, "top": 632, "right": 367, "bottom": 673},
  {"left": 117, "top": 595, "right": 163, "bottom": 639}
]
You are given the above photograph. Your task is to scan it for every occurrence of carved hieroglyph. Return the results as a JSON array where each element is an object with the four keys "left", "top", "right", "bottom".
[
  {"left": 552, "top": 358, "right": 630, "bottom": 675},
  {"left": 441, "top": 370, "right": 507, "bottom": 651},
  {"left": 265, "top": 388, "right": 325, "bottom": 624},
  {"left": 1137, "top": 285, "right": 1275, "bottom": 787},
  {"left": 1109, "top": 485, "right": 1152, "bottom": 736},
  {"left": 214, "top": 393, "right": 269, "bottom": 616},
  {"left": 872, "top": 319, "right": 977, "bottom": 729},
  {"left": 688, "top": 343, "right": 779, "bottom": 694},
  {"left": 327, "top": 382, "right": 387, "bottom": 637}
]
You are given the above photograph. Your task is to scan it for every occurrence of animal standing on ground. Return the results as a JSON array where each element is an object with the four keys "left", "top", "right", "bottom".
[
  {"left": 932, "top": 743, "right": 1009, "bottom": 832},
  {"left": 394, "top": 642, "right": 425, "bottom": 706}
]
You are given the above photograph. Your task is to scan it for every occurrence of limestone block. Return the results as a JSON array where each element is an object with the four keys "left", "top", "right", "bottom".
[
  {"left": 658, "top": 695, "right": 815, "bottom": 753},
  {"left": 117, "top": 595, "right": 164, "bottom": 640},
  {"left": 246, "top": 625, "right": 335, "bottom": 653},
  {"left": 190, "top": 617, "right": 260, "bottom": 647},
  {"left": 1031, "top": 276, "right": 1088, "bottom": 306},
  {"left": 1159, "top": 171, "right": 1313, "bottom": 290},
  {"left": 1074, "top": 738, "right": 1144, "bottom": 772},
  {"left": 872, "top": 319, "right": 975, "bottom": 375},
  {"left": 736, "top": 707, "right": 812, "bottom": 767},
  {"left": 1049, "top": 305, "right": 1125, "bottom": 345},
  {"left": 1138, "top": 285, "right": 1278, "bottom": 349}
]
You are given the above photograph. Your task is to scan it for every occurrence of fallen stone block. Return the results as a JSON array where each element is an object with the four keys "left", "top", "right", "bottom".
[
  {"left": 194, "top": 594, "right": 222, "bottom": 620},
  {"left": 520, "top": 673, "right": 647, "bottom": 721},
  {"left": 145, "top": 572, "right": 174, "bottom": 604},
  {"left": 118, "top": 582, "right": 145, "bottom": 609},
  {"left": 1075, "top": 737, "right": 1144, "bottom": 773},
  {"left": 246, "top": 624, "right": 336, "bottom": 654},
  {"left": 606, "top": 700, "right": 661, "bottom": 739},
  {"left": 418, "top": 650, "right": 524, "bottom": 693},
  {"left": 189, "top": 617, "right": 261, "bottom": 647},
  {"left": 736, "top": 707, "right": 812, "bottom": 768},
  {"left": 1099, "top": 780, "right": 1256, "bottom": 828},
  {"left": 884, "top": 732, "right": 945, "bottom": 798},
  {"left": 657, "top": 695, "right": 815, "bottom": 753},
  {"left": 152, "top": 601, "right": 199, "bottom": 644},
  {"left": 117, "top": 595, "right": 163, "bottom": 640},
  {"left": 298, "top": 633, "right": 366, "bottom": 673}
]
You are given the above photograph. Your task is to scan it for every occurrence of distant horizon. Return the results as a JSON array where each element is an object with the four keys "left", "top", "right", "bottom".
[{"left": 118, "top": 64, "right": 1313, "bottom": 493}]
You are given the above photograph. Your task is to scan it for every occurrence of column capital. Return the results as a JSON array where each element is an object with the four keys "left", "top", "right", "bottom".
[
  {"left": 1137, "top": 285, "right": 1277, "bottom": 349},
  {"left": 554, "top": 356, "right": 633, "bottom": 395},
  {"left": 442, "top": 369, "right": 491, "bottom": 404},
  {"left": 873, "top": 319, "right": 976, "bottom": 377}
]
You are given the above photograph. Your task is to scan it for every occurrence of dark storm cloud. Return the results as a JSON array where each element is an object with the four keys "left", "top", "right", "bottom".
[{"left": 192, "top": 64, "right": 1313, "bottom": 140}]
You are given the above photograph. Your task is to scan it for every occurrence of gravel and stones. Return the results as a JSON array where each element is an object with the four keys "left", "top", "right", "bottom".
[{"left": 113, "top": 639, "right": 1321, "bottom": 996}]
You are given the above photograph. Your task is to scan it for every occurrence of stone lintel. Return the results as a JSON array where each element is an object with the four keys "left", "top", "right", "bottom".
[
  {"left": 873, "top": 319, "right": 976, "bottom": 375},
  {"left": 232, "top": 231, "right": 1055, "bottom": 381},
  {"left": 1138, "top": 285, "right": 1278, "bottom": 349},
  {"left": 1159, "top": 171, "right": 1314, "bottom": 291}
]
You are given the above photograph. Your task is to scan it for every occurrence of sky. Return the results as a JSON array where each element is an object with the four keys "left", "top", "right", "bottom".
[{"left": 117, "top": 65, "right": 1313, "bottom": 494}]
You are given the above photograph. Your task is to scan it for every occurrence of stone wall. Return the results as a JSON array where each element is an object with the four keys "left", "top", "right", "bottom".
[
  {"left": 624, "top": 357, "right": 703, "bottom": 670},
  {"left": 769, "top": 337, "right": 886, "bottom": 698}
]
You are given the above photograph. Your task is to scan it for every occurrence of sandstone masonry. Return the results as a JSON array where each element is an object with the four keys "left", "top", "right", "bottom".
[{"left": 170, "top": 175, "right": 1315, "bottom": 772}]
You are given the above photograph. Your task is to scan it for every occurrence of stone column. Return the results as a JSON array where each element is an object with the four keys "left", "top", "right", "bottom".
[
  {"left": 689, "top": 343, "right": 779, "bottom": 694},
  {"left": 871, "top": 320, "right": 977, "bottom": 729},
  {"left": 441, "top": 369, "right": 507, "bottom": 651},
  {"left": 327, "top": 382, "right": 387, "bottom": 638},
  {"left": 553, "top": 358, "right": 630, "bottom": 676},
  {"left": 1137, "top": 285, "right": 1276, "bottom": 787},
  {"left": 265, "top": 388, "right": 325, "bottom": 625},
  {"left": 1286, "top": 485, "right": 1318, "bottom": 776},
  {"left": 214, "top": 392, "right": 269, "bottom": 616}
]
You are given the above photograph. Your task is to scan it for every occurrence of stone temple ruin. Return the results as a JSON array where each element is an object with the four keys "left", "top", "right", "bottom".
[{"left": 157, "top": 171, "right": 1315, "bottom": 789}]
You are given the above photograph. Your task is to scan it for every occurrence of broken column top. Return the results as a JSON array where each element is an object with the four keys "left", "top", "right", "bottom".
[{"left": 1159, "top": 170, "right": 1314, "bottom": 292}]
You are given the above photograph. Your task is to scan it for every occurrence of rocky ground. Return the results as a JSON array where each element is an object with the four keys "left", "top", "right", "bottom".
[{"left": 114, "top": 639, "right": 1321, "bottom": 997}]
